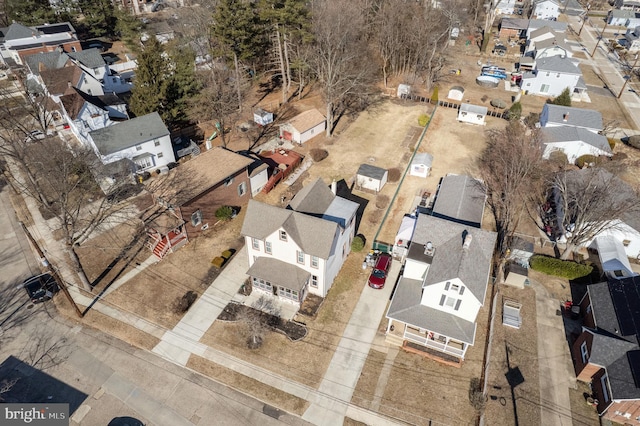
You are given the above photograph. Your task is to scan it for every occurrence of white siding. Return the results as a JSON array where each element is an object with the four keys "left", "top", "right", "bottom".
[
  {"left": 299, "top": 121, "right": 326, "bottom": 144},
  {"left": 404, "top": 258, "right": 429, "bottom": 281},
  {"left": 420, "top": 279, "right": 482, "bottom": 323},
  {"left": 585, "top": 221, "right": 640, "bottom": 260},
  {"left": 96, "top": 134, "right": 175, "bottom": 170},
  {"left": 522, "top": 71, "right": 580, "bottom": 97},
  {"left": 543, "top": 142, "right": 612, "bottom": 163},
  {"left": 250, "top": 169, "right": 269, "bottom": 196}
]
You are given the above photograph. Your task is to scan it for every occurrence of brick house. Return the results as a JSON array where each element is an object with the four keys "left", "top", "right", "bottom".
[{"left": 0, "top": 22, "right": 81, "bottom": 67}]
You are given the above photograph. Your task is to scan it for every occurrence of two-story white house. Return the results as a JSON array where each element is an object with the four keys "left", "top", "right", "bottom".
[
  {"left": 385, "top": 215, "right": 497, "bottom": 360},
  {"left": 241, "top": 178, "right": 358, "bottom": 307},
  {"left": 59, "top": 88, "right": 128, "bottom": 145},
  {"left": 495, "top": 0, "right": 517, "bottom": 15},
  {"left": 521, "top": 27, "right": 572, "bottom": 71},
  {"left": 88, "top": 112, "right": 175, "bottom": 171},
  {"left": 532, "top": 0, "right": 561, "bottom": 20},
  {"left": 68, "top": 49, "right": 133, "bottom": 94},
  {"left": 521, "top": 56, "right": 587, "bottom": 97}
]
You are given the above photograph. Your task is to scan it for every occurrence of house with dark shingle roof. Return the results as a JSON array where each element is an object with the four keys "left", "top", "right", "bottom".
[
  {"left": 541, "top": 126, "right": 613, "bottom": 163},
  {"left": 241, "top": 178, "right": 358, "bottom": 305},
  {"left": 59, "top": 88, "right": 128, "bottom": 145},
  {"left": 88, "top": 112, "right": 175, "bottom": 171},
  {"left": 432, "top": 174, "right": 486, "bottom": 228},
  {"left": 0, "top": 22, "right": 80, "bottom": 66},
  {"left": 539, "top": 104, "right": 603, "bottom": 133},
  {"left": 572, "top": 276, "right": 640, "bottom": 423},
  {"left": 385, "top": 214, "right": 497, "bottom": 360}
]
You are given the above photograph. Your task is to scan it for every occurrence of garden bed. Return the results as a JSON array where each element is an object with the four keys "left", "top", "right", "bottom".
[{"left": 218, "top": 302, "right": 307, "bottom": 341}]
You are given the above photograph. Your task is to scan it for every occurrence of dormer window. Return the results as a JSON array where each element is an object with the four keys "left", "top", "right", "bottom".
[{"left": 279, "top": 230, "right": 287, "bottom": 241}]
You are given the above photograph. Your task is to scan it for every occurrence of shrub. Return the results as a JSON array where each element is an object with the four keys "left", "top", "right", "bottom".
[
  {"left": 215, "top": 205, "right": 234, "bottom": 220},
  {"left": 309, "top": 148, "right": 328, "bottom": 162},
  {"left": 576, "top": 154, "right": 597, "bottom": 168},
  {"left": 507, "top": 102, "right": 522, "bottom": 120},
  {"left": 469, "top": 378, "right": 485, "bottom": 412},
  {"left": 550, "top": 87, "right": 572, "bottom": 107},
  {"left": 628, "top": 135, "right": 640, "bottom": 149},
  {"left": 548, "top": 150, "right": 568, "bottom": 165},
  {"left": 607, "top": 138, "right": 617, "bottom": 150},
  {"left": 430, "top": 86, "right": 439, "bottom": 103},
  {"left": 418, "top": 113, "right": 430, "bottom": 127},
  {"left": 524, "top": 112, "right": 540, "bottom": 128},
  {"left": 351, "top": 235, "right": 365, "bottom": 252},
  {"left": 376, "top": 194, "right": 390, "bottom": 209},
  {"left": 529, "top": 255, "right": 593, "bottom": 280},
  {"left": 387, "top": 167, "right": 401, "bottom": 183},
  {"left": 173, "top": 291, "right": 198, "bottom": 314}
]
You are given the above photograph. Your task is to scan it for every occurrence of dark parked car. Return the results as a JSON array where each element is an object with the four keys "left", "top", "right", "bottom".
[
  {"left": 23, "top": 273, "right": 59, "bottom": 303},
  {"left": 368, "top": 253, "right": 392, "bottom": 289}
]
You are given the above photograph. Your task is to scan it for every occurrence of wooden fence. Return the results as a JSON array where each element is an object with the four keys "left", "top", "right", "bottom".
[{"left": 400, "top": 94, "right": 507, "bottom": 119}]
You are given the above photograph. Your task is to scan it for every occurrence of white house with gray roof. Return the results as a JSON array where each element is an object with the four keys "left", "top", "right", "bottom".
[
  {"left": 385, "top": 215, "right": 497, "bottom": 360},
  {"left": 532, "top": 0, "right": 560, "bottom": 20},
  {"left": 521, "top": 56, "right": 586, "bottom": 97},
  {"left": 541, "top": 126, "right": 613, "bottom": 163},
  {"left": 87, "top": 112, "right": 175, "bottom": 171},
  {"left": 539, "top": 104, "right": 603, "bottom": 132},
  {"left": 241, "top": 178, "right": 358, "bottom": 306}
]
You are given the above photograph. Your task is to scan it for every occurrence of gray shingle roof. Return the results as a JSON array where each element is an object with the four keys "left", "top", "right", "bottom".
[
  {"left": 535, "top": 56, "right": 581, "bottom": 74},
  {"left": 241, "top": 199, "right": 339, "bottom": 259},
  {"left": 4, "top": 23, "right": 36, "bottom": 40},
  {"left": 89, "top": 112, "right": 169, "bottom": 156},
  {"left": 24, "top": 51, "right": 70, "bottom": 76},
  {"left": 432, "top": 174, "right": 486, "bottom": 227},
  {"left": 386, "top": 277, "right": 477, "bottom": 344},
  {"left": 68, "top": 48, "right": 105, "bottom": 69},
  {"left": 357, "top": 164, "right": 387, "bottom": 180},
  {"left": 460, "top": 103, "right": 488, "bottom": 115},
  {"left": 247, "top": 257, "right": 310, "bottom": 291},
  {"left": 409, "top": 215, "right": 496, "bottom": 301},
  {"left": 528, "top": 19, "right": 567, "bottom": 32},
  {"left": 288, "top": 177, "right": 335, "bottom": 215},
  {"left": 500, "top": 17, "right": 530, "bottom": 30},
  {"left": 412, "top": 152, "right": 433, "bottom": 168},
  {"left": 541, "top": 126, "right": 612, "bottom": 154},
  {"left": 541, "top": 104, "right": 603, "bottom": 130},
  {"left": 529, "top": 26, "right": 557, "bottom": 40},
  {"left": 536, "top": 36, "right": 568, "bottom": 51},
  {"left": 590, "top": 332, "right": 638, "bottom": 367}
]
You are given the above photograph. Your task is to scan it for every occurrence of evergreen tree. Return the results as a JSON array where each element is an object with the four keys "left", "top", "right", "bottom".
[
  {"left": 129, "top": 37, "right": 169, "bottom": 120},
  {"left": 164, "top": 44, "right": 200, "bottom": 126},
  {"left": 77, "top": 0, "right": 117, "bottom": 38},
  {"left": 5, "top": 0, "right": 56, "bottom": 26},
  {"left": 550, "top": 87, "right": 572, "bottom": 107}
]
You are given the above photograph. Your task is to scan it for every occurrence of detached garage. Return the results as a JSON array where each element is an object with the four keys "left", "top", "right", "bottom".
[
  {"left": 279, "top": 108, "right": 326, "bottom": 144},
  {"left": 458, "top": 103, "right": 487, "bottom": 126},
  {"left": 356, "top": 164, "right": 388, "bottom": 192}
]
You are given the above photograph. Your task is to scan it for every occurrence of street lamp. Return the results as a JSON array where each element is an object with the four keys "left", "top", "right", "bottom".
[{"left": 618, "top": 54, "right": 640, "bottom": 98}]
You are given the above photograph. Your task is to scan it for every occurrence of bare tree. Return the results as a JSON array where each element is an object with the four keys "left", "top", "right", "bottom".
[
  {"left": 552, "top": 168, "right": 640, "bottom": 259},
  {"left": 310, "top": 0, "right": 376, "bottom": 136},
  {"left": 477, "top": 121, "right": 548, "bottom": 257},
  {"left": 241, "top": 295, "right": 281, "bottom": 349}
]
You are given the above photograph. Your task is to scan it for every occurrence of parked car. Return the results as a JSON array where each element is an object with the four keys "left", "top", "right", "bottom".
[
  {"left": 368, "top": 253, "right": 392, "bottom": 289},
  {"left": 22, "top": 273, "right": 59, "bottom": 303},
  {"left": 24, "top": 130, "right": 45, "bottom": 142}
]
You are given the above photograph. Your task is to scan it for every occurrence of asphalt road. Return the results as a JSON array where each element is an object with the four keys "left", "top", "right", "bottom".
[{"left": 0, "top": 184, "right": 309, "bottom": 426}]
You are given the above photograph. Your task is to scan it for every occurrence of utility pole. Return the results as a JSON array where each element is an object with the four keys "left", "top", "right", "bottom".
[
  {"left": 578, "top": 5, "right": 591, "bottom": 36},
  {"left": 19, "top": 221, "right": 83, "bottom": 318},
  {"left": 619, "top": 54, "right": 639, "bottom": 98},
  {"left": 591, "top": 17, "right": 609, "bottom": 57}
]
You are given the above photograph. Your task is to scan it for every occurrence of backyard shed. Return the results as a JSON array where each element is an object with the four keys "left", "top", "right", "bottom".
[
  {"left": 458, "top": 103, "right": 488, "bottom": 125},
  {"left": 447, "top": 86, "right": 465, "bottom": 101},
  {"left": 397, "top": 84, "right": 411, "bottom": 98},
  {"left": 410, "top": 152, "right": 433, "bottom": 178},
  {"left": 279, "top": 108, "right": 326, "bottom": 144},
  {"left": 356, "top": 164, "right": 388, "bottom": 192},
  {"left": 254, "top": 108, "right": 273, "bottom": 126}
]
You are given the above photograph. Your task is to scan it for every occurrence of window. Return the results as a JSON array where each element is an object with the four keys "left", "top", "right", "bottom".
[
  {"left": 154, "top": 140, "right": 160, "bottom": 147},
  {"left": 445, "top": 297, "right": 456, "bottom": 308},
  {"left": 540, "top": 84, "right": 550, "bottom": 93},
  {"left": 252, "top": 238, "right": 260, "bottom": 250},
  {"left": 586, "top": 304, "right": 592, "bottom": 314},
  {"left": 556, "top": 73, "right": 560, "bottom": 78},
  {"left": 311, "top": 255, "right": 319, "bottom": 268},
  {"left": 279, "top": 230, "right": 287, "bottom": 241},
  {"left": 136, "top": 145, "right": 142, "bottom": 151},
  {"left": 71, "top": 46, "right": 77, "bottom": 52},
  {"left": 601, "top": 374, "right": 610, "bottom": 402},
  {"left": 545, "top": 72, "right": 550, "bottom": 77},
  {"left": 451, "top": 284, "right": 460, "bottom": 292},
  {"left": 191, "top": 210, "right": 203, "bottom": 226},
  {"left": 224, "top": 177, "right": 233, "bottom": 186},
  {"left": 265, "top": 241, "right": 272, "bottom": 254},
  {"left": 252, "top": 277, "right": 272, "bottom": 292},
  {"left": 238, "top": 182, "right": 247, "bottom": 196},
  {"left": 311, "top": 275, "right": 318, "bottom": 288},
  {"left": 278, "top": 287, "right": 299, "bottom": 302},
  {"left": 623, "top": 239, "right": 631, "bottom": 247},
  {"left": 135, "top": 157, "right": 153, "bottom": 169},
  {"left": 297, "top": 250, "right": 305, "bottom": 264},
  {"left": 580, "top": 341, "right": 589, "bottom": 363},
  {"left": 157, "top": 152, "right": 164, "bottom": 158}
]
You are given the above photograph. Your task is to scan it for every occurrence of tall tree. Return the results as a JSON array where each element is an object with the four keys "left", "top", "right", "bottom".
[
  {"left": 77, "top": 0, "right": 117, "bottom": 38},
  {"left": 129, "top": 36, "right": 169, "bottom": 119},
  {"left": 164, "top": 43, "right": 200, "bottom": 127},
  {"left": 552, "top": 168, "right": 640, "bottom": 259},
  {"left": 4, "top": 0, "right": 55, "bottom": 26},
  {"left": 310, "top": 0, "right": 375, "bottom": 136},
  {"left": 477, "top": 121, "right": 548, "bottom": 256}
]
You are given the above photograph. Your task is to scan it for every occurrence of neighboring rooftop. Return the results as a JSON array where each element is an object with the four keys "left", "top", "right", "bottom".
[
  {"left": 286, "top": 108, "right": 326, "bottom": 132},
  {"left": 356, "top": 164, "right": 387, "bottom": 180},
  {"left": 89, "top": 112, "right": 169, "bottom": 156},
  {"left": 535, "top": 55, "right": 581, "bottom": 74},
  {"left": 541, "top": 126, "right": 612, "bottom": 154},
  {"left": 432, "top": 174, "right": 486, "bottom": 227},
  {"left": 541, "top": 104, "right": 603, "bottom": 130}
]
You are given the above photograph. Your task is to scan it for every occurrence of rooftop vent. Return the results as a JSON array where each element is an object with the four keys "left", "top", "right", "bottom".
[
  {"left": 424, "top": 241, "right": 435, "bottom": 256},
  {"left": 563, "top": 112, "right": 569, "bottom": 121}
]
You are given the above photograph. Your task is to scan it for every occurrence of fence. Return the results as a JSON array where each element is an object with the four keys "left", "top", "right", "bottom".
[{"left": 400, "top": 94, "right": 508, "bottom": 119}]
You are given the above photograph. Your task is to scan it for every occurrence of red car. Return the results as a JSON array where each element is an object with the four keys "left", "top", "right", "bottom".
[{"left": 368, "top": 253, "right": 392, "bottom": 289}]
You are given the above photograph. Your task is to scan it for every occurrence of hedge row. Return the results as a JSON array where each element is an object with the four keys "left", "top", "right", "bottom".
[{"left": 529, "top": 255, "right": 593, "bottom": 280}]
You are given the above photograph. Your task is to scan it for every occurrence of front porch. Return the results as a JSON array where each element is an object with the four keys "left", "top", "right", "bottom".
[
  {"left": 386, "top": 321, "right": 468, "bottom": 360},
  {"left": 144, "top": 208, "right": 188, "bottom": 260},
  {"left": 246, "top": 257, "right": 310, "bottom": 315}
]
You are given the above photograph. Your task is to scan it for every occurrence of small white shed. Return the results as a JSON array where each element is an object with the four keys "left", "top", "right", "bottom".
[
  {"left": 447, "top": 86, "right": 465, "bottom": 101},
  {"left": 458, "top": 103, "right": 488, "bottom": 126},
  {"left": 356, "top": 164, "right": 388, "bottom": 192},
  {"left": 254, "top": 108, "right": 273, "bottom": 126},
  {"left": 410, "top": 153, "right": 433, "bottom": 178},
  {"left": 279, "top": 108, "right": 326, "bottom": 144},
  {"left": 397, "top": 84, "right": 411, "bottom": 98}
]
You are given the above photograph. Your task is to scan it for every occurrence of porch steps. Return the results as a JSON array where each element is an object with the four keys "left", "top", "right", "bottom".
[
  {"left": 384, "top": 332, "right": 404, "bottom": 347},
  {"left": 153, "top": 239, "right": 169, "bottom": 259}
]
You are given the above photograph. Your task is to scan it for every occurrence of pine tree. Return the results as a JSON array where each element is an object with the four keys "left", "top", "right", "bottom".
[
  {"left": 129, "top": 37, "right": 169, "bottom": 119},
  {"left": 164, "top": 44, "right": 200, "bottom": 127},
  {"left": 551, "top": 87, "right": 572, "bottom": 107},
  {"left": 5, "top": 0, "right": 55, "bottom": 26},
  {"left": 77, "top": 0, "right": 117, "bottom": 38}
]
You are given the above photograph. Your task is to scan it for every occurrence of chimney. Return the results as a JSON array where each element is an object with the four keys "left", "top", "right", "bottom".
[
  {"left": 331, "top": 179, "right": 337, "bottom": 195},
  {"left": 463, "top": 232, "right": 473, "bottom": 250},
  {"left": 424, "top": 241, "right": 435, "bottom": 256},
  {"left": 67, "top": 81, "right": 72, "bottom": 88},
  {"left": 562, "top": 112, "right": 569, "bottom": 121}
]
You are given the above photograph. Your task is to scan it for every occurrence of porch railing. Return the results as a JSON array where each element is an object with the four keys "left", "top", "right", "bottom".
[{"left": 404, "top": 330, "right": 465, "bottom": 358}]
